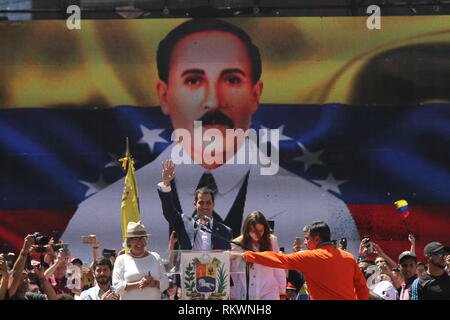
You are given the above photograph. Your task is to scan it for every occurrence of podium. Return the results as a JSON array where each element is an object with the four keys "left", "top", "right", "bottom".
[{"left": 163, "top": 250, "right": 245, "bottom": 300}]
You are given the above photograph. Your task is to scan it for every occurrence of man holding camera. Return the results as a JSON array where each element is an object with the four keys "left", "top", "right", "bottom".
[{"left": 5, "top": 235, "right": 57, "bottom": 300}]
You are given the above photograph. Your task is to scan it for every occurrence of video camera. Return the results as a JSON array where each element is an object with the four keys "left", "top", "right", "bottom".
[
  {"left": 102, "top": 249, "right": 117, "bottom": 259},
  {"left": 32, "top": 232, "right": 49, "bottom": 246},
  {"left": 32, "top": 232, "right": 49, "bottom": 253}
]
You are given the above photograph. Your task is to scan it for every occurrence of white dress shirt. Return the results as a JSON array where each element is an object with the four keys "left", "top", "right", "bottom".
[{"left": 79, "top": 285, "right": 106, "bottom": 300}]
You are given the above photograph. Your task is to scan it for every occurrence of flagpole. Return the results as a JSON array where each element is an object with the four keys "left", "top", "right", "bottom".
[
  {"left": 394, "top": 200, "right": 413, "bottom": 236},
  {"left": 402, "top": 218, "right": 412, "bottom": 235},
  {"left": 125, "top": 136, "right": 130, "bottom": 158}
]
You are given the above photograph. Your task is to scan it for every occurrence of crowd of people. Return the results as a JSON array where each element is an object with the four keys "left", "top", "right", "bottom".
[{"left": 1, "top": 220, "right": 449, "bottom": 300}]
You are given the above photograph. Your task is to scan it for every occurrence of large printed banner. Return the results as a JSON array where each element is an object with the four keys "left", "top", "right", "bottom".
[{"left": 0, "top": 17, "right": 449, "bottom": 264}]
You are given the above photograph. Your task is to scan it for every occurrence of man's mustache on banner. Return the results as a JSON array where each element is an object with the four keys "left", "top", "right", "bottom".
[{"left": 198, "top": 110, "right": 235, "bottom": 129}]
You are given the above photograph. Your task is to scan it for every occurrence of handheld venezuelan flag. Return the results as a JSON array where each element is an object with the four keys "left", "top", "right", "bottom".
[
  {"left": 394, "top": 200, "right": 410, "bottom": 219},
  {"left": 118, "top": 138, "right": 141, "bottom": 249}
]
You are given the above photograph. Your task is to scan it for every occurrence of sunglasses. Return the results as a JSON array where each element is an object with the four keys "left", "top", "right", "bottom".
[
  {"left": 129, "top": 237, "right": 147, "bottom": 241},
  {"left": 434, "top": 251, "right": 446, "bottom": 258}
]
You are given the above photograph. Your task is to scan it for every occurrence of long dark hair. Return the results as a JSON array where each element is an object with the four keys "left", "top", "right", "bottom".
[{"left": 236, "top": 211, "right": 272, "bottom": 252}]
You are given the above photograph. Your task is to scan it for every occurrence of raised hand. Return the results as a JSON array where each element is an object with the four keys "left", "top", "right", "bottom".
[
  {"left": 372, "top": 242, "right": 383, "bottom": 255},
  {"left": 408, "top": 234, "right": 415, "bottom": 244},
  {"left": 169, "top": 231, "right": 178, "bottom": 250},
  {"left": 292, "top": 237, "right": 303, "bottom": 252},
  {"left": 359, "top": 237, "right": 370, "bottom": 256},
  {"left": 162, "top": 160, "right": 176, "bottom": 187},
  {"left": 23, "top": 234, "right": 35, "bottom": 251}
]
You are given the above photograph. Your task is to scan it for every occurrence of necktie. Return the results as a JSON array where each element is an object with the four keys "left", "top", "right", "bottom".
[{"left": 196, "top": 171, "right": 218, "bottom": 195}]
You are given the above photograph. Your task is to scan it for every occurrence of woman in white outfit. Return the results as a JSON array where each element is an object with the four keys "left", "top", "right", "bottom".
[
  {"left": 230, "top": 211, "right": 286, "bottom": 300},
  {"left": 112, "top": 221, "right": 169, "bottom": 300}
]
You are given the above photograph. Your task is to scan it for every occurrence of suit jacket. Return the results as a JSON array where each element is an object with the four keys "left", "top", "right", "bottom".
[{"left": 157, "top": 188, "right": 232, "bottom": 250}]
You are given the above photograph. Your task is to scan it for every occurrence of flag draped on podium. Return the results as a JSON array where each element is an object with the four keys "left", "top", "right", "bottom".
[{"left": 119, "top": 153, "right": 141, "bottom": 246}]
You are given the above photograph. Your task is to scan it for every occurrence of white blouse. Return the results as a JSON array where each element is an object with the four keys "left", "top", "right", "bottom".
[
  {"left": 230, "top": 236, "right": 286, "bottom": 300},
  {"left": 112, "top": 252, "right": 169, "bottom": 300}
]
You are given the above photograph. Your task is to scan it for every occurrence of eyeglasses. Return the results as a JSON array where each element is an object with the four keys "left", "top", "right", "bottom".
[
  {"left": 434, "top": 251, "right": 446, "bottom": 258},
  {"left": 129, "top": 237, "right": 147, "bottom": 242}
]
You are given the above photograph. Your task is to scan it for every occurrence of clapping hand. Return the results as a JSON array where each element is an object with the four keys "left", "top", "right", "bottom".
[
  {"left": 138, "top": 272, "right": 158, "bottom": 289},
  {"left": 162, "top": 160, "right": 176, "bottom": 187},
  {"left": 101, "top": 289, "right": 120, "bottom": 300}
]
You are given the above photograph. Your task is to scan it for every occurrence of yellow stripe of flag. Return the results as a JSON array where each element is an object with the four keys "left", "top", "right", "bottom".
[{"left": 394, "top": 200, "right": 408, "bottom": 209}]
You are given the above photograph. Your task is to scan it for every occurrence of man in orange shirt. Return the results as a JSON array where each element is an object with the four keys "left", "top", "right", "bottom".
[{"left": 241, "top": 221, "right": 369, "bottom": 300}]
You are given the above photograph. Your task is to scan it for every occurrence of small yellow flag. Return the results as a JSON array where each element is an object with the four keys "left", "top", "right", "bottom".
[{"left": 119, "top": 155, "right": 141, "bottom": 247}]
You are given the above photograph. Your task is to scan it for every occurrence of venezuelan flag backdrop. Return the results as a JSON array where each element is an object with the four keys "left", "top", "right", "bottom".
[{"left": 0, "top": 17, "right": 449, "bottom": 263}]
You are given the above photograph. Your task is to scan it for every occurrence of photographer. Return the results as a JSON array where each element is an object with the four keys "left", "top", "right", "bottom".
[
  {"left": 6, "top": 235, "right": 56, "bottom": 300},
  {"left": 358, "top": 237, "right": 397, "bottom": 268},
  {"left": 8, "top": 234, "right": 34, "bottom": 298},
  {"left": 0, "top": 253, "right": 9, "bottom": 300}
]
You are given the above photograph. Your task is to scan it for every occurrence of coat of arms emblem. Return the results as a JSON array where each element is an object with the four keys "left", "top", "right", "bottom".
[{"left": 181, "top": 252, "right": 230, "bottom": 300}]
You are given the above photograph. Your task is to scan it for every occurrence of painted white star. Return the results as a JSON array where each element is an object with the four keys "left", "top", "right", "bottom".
[
  {"left": 80, "top": 174, "right": 109, "bottom": 198},
  {"left": 138, "top": 125, "right": 167, "bottom": 152},
  {"left": 259, "top": 124, "right": 293, "bottom": 144},
  {"left": 293, "top": 142, "right": 325, "bottom": 171},
  {"left": 104, "top": 152, "right": 121, "bottom": 168},
  {"left": 104, "top": 152, "right": 140, "bottom": 169},
  {"left": 313, "top": 173, "right": 347, "bottom": 196}
]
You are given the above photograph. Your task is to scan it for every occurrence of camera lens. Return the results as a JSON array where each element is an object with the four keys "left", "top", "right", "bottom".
[{"left": 32, "top": 232, "right": 49, "bottom": 246}]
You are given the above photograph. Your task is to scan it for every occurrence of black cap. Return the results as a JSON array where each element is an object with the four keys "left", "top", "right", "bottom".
[
  {"left": 424, "top": 242, "right": 450, "bottom": 256},
  {"left": 398, "top": 251, "right": 417, "bottom": 263}
]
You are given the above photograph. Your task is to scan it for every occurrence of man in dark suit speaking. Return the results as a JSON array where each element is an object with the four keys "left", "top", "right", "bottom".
[{"left": 157, "top": 160, "right": 232, "bottom": 250}]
